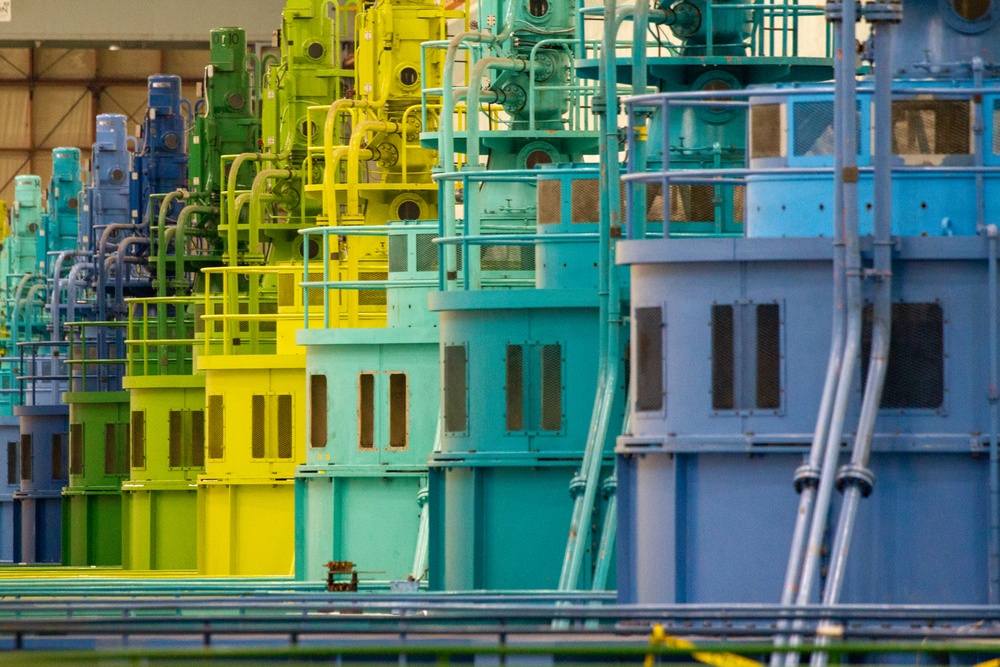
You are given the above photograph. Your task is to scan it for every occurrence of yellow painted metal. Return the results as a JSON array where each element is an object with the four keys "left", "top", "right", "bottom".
[
  {"left": 198, "top": 478, "right": 297, "bottom": 576},
  {"left": 299, "top": 0, "right": 455, "bottom": 330},
  {"left": 196, "top": 265, "right": 306, "bottom": 575}
]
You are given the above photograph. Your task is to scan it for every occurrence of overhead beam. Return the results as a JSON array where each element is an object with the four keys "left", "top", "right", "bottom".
[{"left": 0, "top": 0, "right": 286, "bottom": 48}]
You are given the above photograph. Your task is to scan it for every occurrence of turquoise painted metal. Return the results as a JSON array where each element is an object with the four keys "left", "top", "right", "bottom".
[
  {"left": 0, "top": 196, "right": 22, "bottom": 563},
  {"left": 423, "top": 0, "right": 614, "bottom": 591},
  {"left": 293, "top": 0, "right": 460, "bottom": 585},
  {"left": 38, "top": 148, "right": 83, "bottom": 276},
  {"left": 7, "top": 171, "right": 67, "bottom": 564}
]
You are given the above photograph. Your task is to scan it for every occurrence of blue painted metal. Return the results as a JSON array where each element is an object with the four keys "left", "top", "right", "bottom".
[
  {"left": 61, "top": 78, "right": 190, "bottom": 567},
  {"left": 615, "top": 4, "right": 1000, "bottom": 661}
]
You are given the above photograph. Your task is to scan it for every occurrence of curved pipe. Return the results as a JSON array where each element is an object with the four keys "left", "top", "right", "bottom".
[
  {"left": 247, "top": 169, "right": 296, "bottom": 264},
  {"left": 785, "top": 3, "right": 863, "bottom": 665},
  {"left": 98, "top": 223, "right": 141, "bottom": 259},
  {"left": 109, "top": 237, "right": 150, "bottom": 312},
  {"left": 66, "top": 263, "right": 93, "bottom": 325},
  {"left": 174, "top": 205, "right": 218, "bottom": 290},
  {"left": 11, "top": 273, "right": 41, "bottom": 346},
  {"left": 323, "top": 100, "right": 368, "bottom": 216},
  {"left": 345, "top": 120, "right": 399, "bottom": 219},
  {"left": 156, "top": 190, "right": 188, "bottom": 294},
  {"left": 224, "top": 152, "right": 279, "bottom": 261},
  {"left": 439, "top": 32, "right": 498, "bottom": 277},
  {"left": 814, "top": 12, "right": 897, "bottom": 667},
  {"left": 464, "top": 57, "right": 529, "bottom": 171},
  {"left": 49, "top": 250, "right": 86, "bottom": 342}
]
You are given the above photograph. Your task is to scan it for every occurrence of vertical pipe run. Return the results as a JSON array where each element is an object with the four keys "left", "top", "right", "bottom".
[
  {"left": 783, "top": 2, "right": 860, "bottom": 663},
  {"left": 811, "top": 4, "right": 898, "bottom": 665},
  {"left": 556, "top": 0, "right": 621, "bottom": 592},
  {"left": 771, "top": 7, "right": 847, "bottom": 650},
  {"left": 988, "top": 224, "right": 1000, "bottom": 603}
]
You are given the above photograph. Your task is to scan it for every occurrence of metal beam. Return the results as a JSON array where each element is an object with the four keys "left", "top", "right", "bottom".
[{"left": 0, "top": 0, "right": 286, "bottom": 48}]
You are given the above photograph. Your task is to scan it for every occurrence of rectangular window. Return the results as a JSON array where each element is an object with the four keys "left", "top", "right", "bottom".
[
  {"left": 251, "top": 394, "right": 266, "bottom": 459},
  {"left": 750, "top": 104, "right": 784, "bottom": 159},
  {"left": 792, "top": 101, "right": 862, "bottom": 157},
  {"left": 70, "top": 423, "right": 84, "bottom": 476},
  {"left": 712, "top": 302, "right": 783, "bottom": 412},
  {"left": 51, "top": 433, "right": 65, "bottom": 481},
  {"left": 358, "top": 272, "right": 388, "bottom": 306},
  {"left": 540, "top": 344, "right": 563, "bottom": 432},
  {"left": 415, "top": 234, "right": 439, "bottom": 272},
  {"left": 635, "top": 307, "right": 664, "bottom": 412},
  {"left": 892, "top": 100, "right": 970, "bottom": 155},
  {"left": 310, "top": 374, "right": 328, "bottom": 448},
  {"left": 388, "top": 373, "right": 408, "bottom": 448},
  {"left": 208, "top": 395, "right": 225, "bottom": 459},
  {"left": 862, "top": 302, "right": 945, "bottom": 409},
  {"left": 191, "top": 410, "right": 205, "bottom": 468},
  {"left": 277, "top": 394, "right": 293, "bottom": 459},
  {"left": 711, "top": 305, "right": 736, "bottom": 410},
  {"left": 131, "top": 411, "right": 145, "bottom": 469},
  {"left": 168, "top": 411, "right": 183, "bottom": 468},
  {"left": 443, "top": 345, "right": 468, "bottom": 433},
  {"left": 6, "top": 442, "right": 15, "bottom": 486},
  {"left": 20, "top": 434, "right": 31, "bottom": 482},
  {"left": 359, "top": 373, "right": 375, "bottom": 449},
  {"left": 756, "top": 304, "right": 782, "bottom": 409},
  {"left": 388, "top": 234, "right": 408, "bottom": 273},
  {"left": 505, "top": 345, "right": 524, "bottom": 431},
  {"left": 102, "top": 423, "right": 128, "bottom": 475}
]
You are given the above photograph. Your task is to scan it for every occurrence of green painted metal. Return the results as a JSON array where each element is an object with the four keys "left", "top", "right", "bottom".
[
  {"left": 60, "top": 390, "right": 129, "bottom": 567},
  {"left": 121, "top": 26, "right": 261, "bottom": 571}
]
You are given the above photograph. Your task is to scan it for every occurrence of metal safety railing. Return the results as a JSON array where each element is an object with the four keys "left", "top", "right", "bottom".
[
  {"left": 301, "top": 223, "right": 438, "bottom": 329},
  {"left": 575, "top": 0, "right": 832, "bottom": 62},
  {"left": 125, "top": 296, "right": 202, "bottom": 378},
  {"left": 201, "top": 265, "right": 303, "bottom": 357},
  {"left": 432, "top": 167, "right": 605, "bottom": 292},
  {"left": 64, "top": 320, "right": 127, "bottom": 393},
  {"left": 621, "top": 84, "right": 1000, "bottom": 240}
]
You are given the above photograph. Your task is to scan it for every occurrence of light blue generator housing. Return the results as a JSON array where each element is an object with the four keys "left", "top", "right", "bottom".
[{"left": 616, "top": 0, "right": 1000, "bottom": 617}]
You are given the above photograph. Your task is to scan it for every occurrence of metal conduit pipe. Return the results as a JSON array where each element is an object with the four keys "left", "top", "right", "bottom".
[
  {"left": 556, "top": 0, "right": 622, "bottom": 592},
  {"left": 157, "top": 191, "right": 189, "bottom": 294},
  {"left": 966, "top": 56, "right": 1000, "bottom": 603},
  {"left": 110, "top": 237, "right": 150, "bottom": 311},
  {"left": 465, "top": 58, "right": 530, "bottom": 172},
  {"left": 819, "top": 0, "right": 898, "bottom": 606},
  {"left": 784, "top": 2, "right": 862, "bottom": 664},
  {"left": 772, "top": 3, "right": 850, "bottom": 663},
  {"left": 440, "top": 32, "right": 497, "bottom": 278},
  {"left": 463, "top": 58, "right": 530, "bottom": 290},
  {"left": 346, "top": 120, "right": 399, "bottom": 218},
  {"left": 98, "top": 223, "right": 141, "bottom": 259},
  {"left": 224, "top": 152, "right": 280, "bottom": 261},
  {"left": 989, "top": 224, "right": 1000, "bottom": 605},
  {"left": 48, "top": 250, "right": 86, "bottom": 343},
  {"left": 66, "top": 263, "right": 93, "bottom": 325},
  {"left": 812, "top": 9, "right": 899, "bottom": 664},
  {"left": 323, "top": 100, "right": 368, "bottom": 216},
  {"left": 10, "top": 273, "right": 40, "bottom": 347},
  {"left": 411, "top": 413, "right": 443, "bottom": 582},
  {"left": 247, "top": 169, "right": 296, "bottom": 264},
  {"left": 174, "top": 205, "right": 218, "bottom": 290},
  {"left": 560, "top": 0, "right": 666, "bottom": 594}
]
